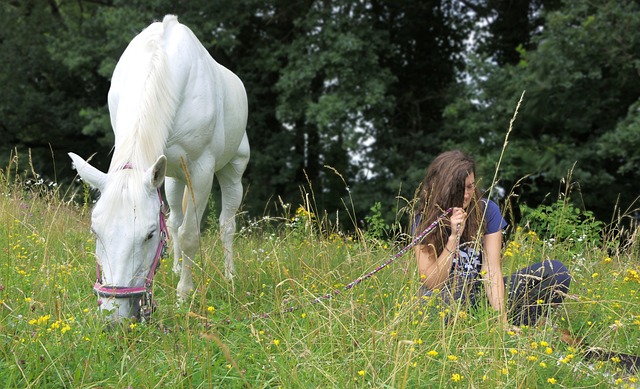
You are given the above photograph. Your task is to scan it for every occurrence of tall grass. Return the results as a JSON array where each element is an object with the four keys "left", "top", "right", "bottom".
[{"left": 1, "top": 153, "right": 639, "bottom": 388}]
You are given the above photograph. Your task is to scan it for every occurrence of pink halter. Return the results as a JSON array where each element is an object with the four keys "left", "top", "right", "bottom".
[{"left": 93, "top": 171, "right": 169, "bottom": 319}]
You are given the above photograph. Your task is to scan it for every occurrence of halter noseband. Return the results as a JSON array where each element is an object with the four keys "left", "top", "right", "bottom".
[{"left": 93, "top": 182, "right": 169, "bottom": 319}]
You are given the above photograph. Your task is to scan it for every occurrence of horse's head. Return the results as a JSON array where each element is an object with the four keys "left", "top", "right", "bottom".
[{"left": 69, "top": 153, "right": 167, "bottom": 322}]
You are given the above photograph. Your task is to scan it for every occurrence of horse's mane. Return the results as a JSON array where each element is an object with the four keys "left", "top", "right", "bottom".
[
  {"left": 101, "top": 16, "right": 179, "bottom": 219},
  {"left": 109, "top": 15, "right": 179, "bottom": 174},
  {"left": 100, "top": 169, "right": 149, "bottom": 220}
]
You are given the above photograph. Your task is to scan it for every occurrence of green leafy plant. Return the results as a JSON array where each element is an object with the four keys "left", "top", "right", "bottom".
[
  {"left": 520, "top": 198, "right": 604, "bottom": 247},
  {"left": 364, "top": 201, "right": 389, "bottom": 240}
]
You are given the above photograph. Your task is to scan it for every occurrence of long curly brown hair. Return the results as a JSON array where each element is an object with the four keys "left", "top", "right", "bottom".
[{"left": 414, "top": 150, "right": 486, "bottom": 255}]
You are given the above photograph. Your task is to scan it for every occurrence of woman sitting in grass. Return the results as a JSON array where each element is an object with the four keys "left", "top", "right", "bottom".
[{"left": 414, "top": 150, "right": 571, "bottom": 326}]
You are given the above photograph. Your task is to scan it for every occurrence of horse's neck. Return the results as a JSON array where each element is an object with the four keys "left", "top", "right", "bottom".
[
  {"left": 108, "top": 19, "right": 177, "bottom": 173},
  {"left": 109, "top": 137, "right": 165, "bottom": 172}
]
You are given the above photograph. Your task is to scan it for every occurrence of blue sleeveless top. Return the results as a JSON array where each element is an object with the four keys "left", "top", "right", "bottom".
[{"left": 452, "top": 199, "right": 506, "bottom": 279}]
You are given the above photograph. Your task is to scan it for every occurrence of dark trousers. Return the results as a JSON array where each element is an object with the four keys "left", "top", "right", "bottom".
[
  {"left": 505, "top": 259, "right": 571, "bottom": 326},
  {"left": 418, "top": 259, "right": 571, "bottom": 326}
]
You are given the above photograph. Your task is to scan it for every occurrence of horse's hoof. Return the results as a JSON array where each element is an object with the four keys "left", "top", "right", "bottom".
[
  {"left": 176, "top": 292, "right": 187, "bottom": 303},
  {"left": 176, "top": 284, "right": 193, "bottom": 302}
]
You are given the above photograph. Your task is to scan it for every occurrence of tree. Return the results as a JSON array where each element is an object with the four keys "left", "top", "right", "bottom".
[
  {"left": 461, "top": 0, "right": 561, "bottom": 66},
  {"left": 359, "top": 0, "right": 469, "bottom": 216},
  {"left": 444, "top": 0, "right": 640, "bottom": 220},
  {"left": 273, "top": 1, "right": 395, "bottom": 217},
  {"left": 0, "top": 1, "right": 106, "bottom": 177}
]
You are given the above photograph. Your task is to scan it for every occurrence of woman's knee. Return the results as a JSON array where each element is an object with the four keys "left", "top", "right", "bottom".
[
  {"left": 543, "top": 259, "right": 571, "bottom": 293},
  {"left": 545, "top": 259, "right": 568, "bottom": 273}
]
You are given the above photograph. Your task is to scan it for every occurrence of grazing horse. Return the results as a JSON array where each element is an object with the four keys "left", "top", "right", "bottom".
[{"left": 69, "top": 15, "right": 249, "bottom": 321}]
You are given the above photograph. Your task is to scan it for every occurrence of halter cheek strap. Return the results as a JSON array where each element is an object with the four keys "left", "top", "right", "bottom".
[{"left": 93, "top": 188, "right": 169, "bottom": 300}]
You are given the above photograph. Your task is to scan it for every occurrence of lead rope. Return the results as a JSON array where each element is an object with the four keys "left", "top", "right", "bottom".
[
  {"left": 449, "top": 221, "right": 466, "bottom": 302},
  {"left": 249, "top": 208, "right": 453, "bottom": 321},
  {"left": 454, "top": 222, "right": 461, "bottom": 265}
]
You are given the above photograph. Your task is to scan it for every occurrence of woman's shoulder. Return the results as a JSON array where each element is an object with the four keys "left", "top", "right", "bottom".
[
  {"left": 481, "top": 198, "right": 507, "bottom": 234},
  {"left": 481, "top": 198, "right": 500, "bottom": 212}
]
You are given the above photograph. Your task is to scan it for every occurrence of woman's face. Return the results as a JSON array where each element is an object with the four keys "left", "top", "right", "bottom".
[{"left": 463, "top": 173, "right": 475, "bottom": 209}]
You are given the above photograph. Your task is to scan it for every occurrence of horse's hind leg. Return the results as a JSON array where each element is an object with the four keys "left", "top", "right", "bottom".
[
  {"left": 216, "top": 136, "right": 249, "bottom": 280},
  {"left": 165, "top": 177, "right": 185, "bottom": 274}
]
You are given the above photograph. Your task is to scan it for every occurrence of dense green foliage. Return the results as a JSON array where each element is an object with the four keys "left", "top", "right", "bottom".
[
  {"left": 444, "top": 0, "right": 640, "bottom": 221},
  {"left": 1, "top": 163, "right": 639, "bottom": 387},
  {"left": 1, "top": 0, "right": 638, "bottom": 228}
]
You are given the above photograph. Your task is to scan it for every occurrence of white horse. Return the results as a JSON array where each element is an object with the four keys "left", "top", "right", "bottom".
[{"left": 69, "top": 15, "right": 249, "bottom": 320}]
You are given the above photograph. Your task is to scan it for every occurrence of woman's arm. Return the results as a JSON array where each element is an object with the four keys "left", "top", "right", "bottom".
[
  {"left": 482, "top": 230, "right": 507, "bottom": 323},
  {"left": 415, "top": 236, "right": 458, "bottom": 289},
  {"left": 415, "top": 208, "right": 466, "bottom": 289}
]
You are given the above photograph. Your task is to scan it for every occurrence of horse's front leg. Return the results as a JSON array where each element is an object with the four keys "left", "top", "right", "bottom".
[
  {"left": 165, "top": 178, "right": 185, "bottom": 275},
  {"left": 175, "top": 173, "right": 213, "bottom": 301}
]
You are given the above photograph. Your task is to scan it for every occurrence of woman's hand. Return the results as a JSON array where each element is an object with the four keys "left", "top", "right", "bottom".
[{"left": 450, "top": 207, "right": 467, "bottom": 237}]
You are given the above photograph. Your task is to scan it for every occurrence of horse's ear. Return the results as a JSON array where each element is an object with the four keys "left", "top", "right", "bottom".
[
  {"left": 69, "top": 152, "right": 107, "bottom": 191},
  {"left": 146, "top": 155, "right": 167, "bottom": 189}
]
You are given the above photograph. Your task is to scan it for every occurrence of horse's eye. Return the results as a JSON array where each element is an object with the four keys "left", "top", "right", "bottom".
[{"left": 145, "top": 232, "right": 154, "bottom": 241}]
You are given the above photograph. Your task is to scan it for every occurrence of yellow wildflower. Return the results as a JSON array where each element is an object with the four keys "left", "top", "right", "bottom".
[{"left": 560, "top": 354, "right": 574, "bottom": 364}]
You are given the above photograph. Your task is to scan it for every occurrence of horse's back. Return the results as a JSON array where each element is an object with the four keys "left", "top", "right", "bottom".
[
  {"left": 163, "top": 19, "right": 248, "bottom": 167},
  {"left": 108, "top": 15, "right": 248, "bottom": 174}
]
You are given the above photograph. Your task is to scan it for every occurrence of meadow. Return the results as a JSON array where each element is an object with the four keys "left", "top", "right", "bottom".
[{"left": 1, "top": 157, "right": 639, "bottom": 388}]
